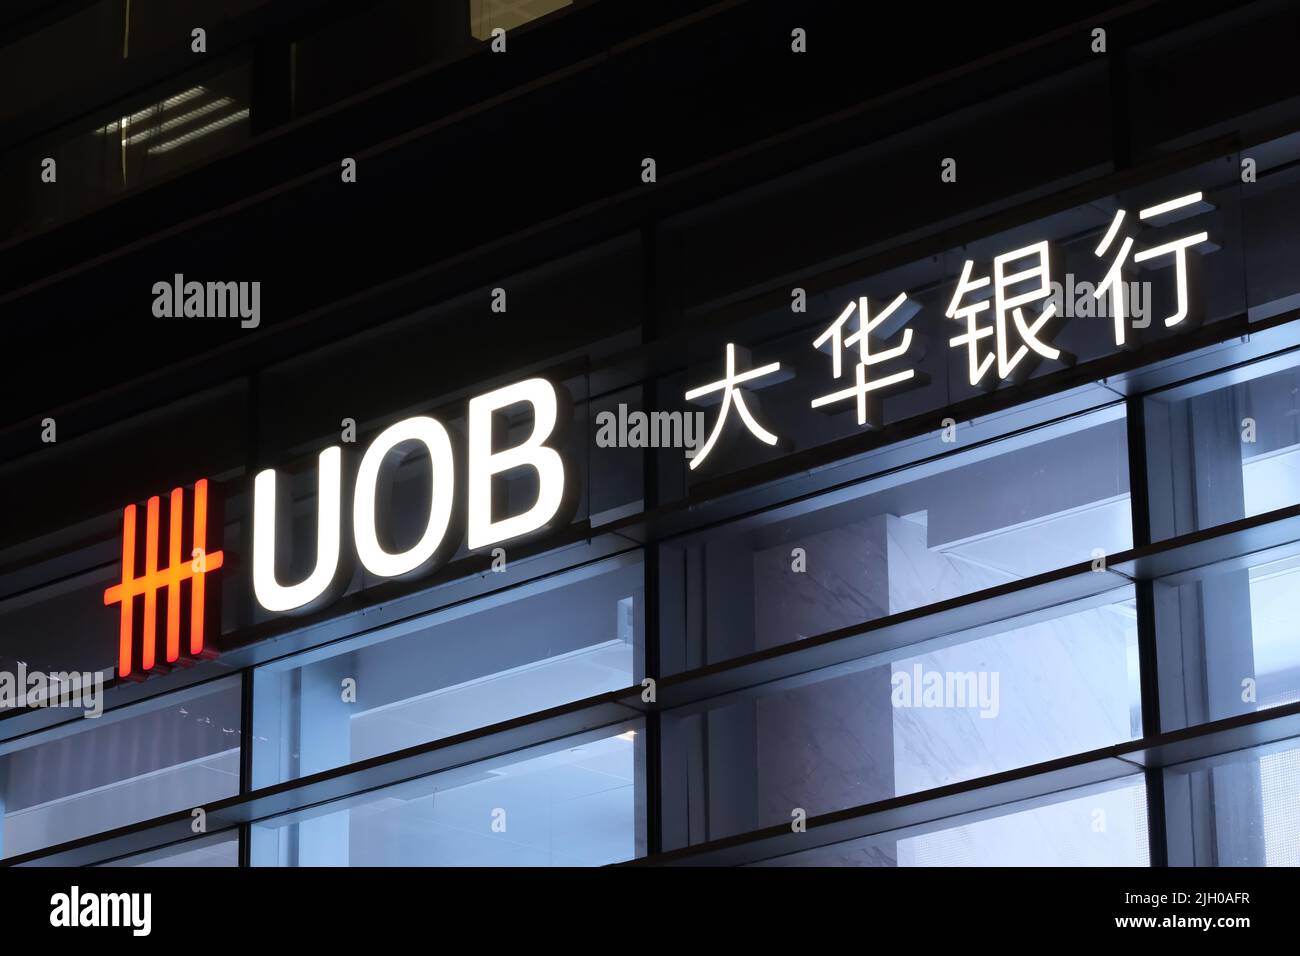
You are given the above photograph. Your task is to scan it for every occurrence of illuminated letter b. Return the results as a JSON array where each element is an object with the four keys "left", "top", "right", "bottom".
[{"left": 467, "top": 379, "right": 570, "bottom": 550}]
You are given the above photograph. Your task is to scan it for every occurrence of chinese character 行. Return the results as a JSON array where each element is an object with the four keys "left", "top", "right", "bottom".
[{"left": 1093, "top": 192, "right": 1209, "bottom": 345}]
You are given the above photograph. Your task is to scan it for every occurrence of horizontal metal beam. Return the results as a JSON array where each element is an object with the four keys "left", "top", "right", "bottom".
[{"left": 1113, "top": 503, "right": 1300, "bottom": 581}]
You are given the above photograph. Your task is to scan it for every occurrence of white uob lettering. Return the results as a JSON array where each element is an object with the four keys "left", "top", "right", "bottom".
[{"left": 252, "top": 378, "right": 568, "bottom": 613}]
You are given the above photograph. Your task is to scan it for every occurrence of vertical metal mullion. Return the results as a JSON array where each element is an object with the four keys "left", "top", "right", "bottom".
[
  {"left": 236, "top": 668, "right": 255, "bottom": 868},
  {"left": 643, "top": 550, "right": 663, "bottom": 858},
  {"left": 249, "top": 33, "right": 293, "bottom": 135},
  {"left": 1127, "top": 395, "right": 1161, "bottom": 732},
  {"left": 640, "top": 221, "right": 664, "bottom": 859},
  {"left": 1107, "top": 25, "right": 1132, "bottom": 173},
  {"left": 1127, "top": 392, "right": 1169, "bottom": 866},
  {"left": 238, "top": 668, "right": 255, "bottom": 797},
  {"left": 236, "top": 370, "right": 263, "bottom": 868},
  {"left": 1137, "top": 582, "right": 1169, "bottom": 867}
]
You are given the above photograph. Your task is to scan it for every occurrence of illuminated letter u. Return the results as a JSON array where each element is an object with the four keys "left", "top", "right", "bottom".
[{"left": 252, "top": 446, "right": 343, "bottom": 613}]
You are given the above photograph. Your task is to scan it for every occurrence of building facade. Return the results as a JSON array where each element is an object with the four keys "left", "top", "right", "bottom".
[{"left": 2, "top": 0, "right": 1300, "bottom": 867}]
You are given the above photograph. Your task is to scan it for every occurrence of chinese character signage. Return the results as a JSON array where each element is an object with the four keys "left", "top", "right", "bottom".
[{"left": 686, "top": 191, "right": 1214, "bottom": 471}]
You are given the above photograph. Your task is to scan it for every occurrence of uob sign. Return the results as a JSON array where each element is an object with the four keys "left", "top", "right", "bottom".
[
  {"left": 107, "top": 376, "right": 576, "bottom": 679},
  {"left": 252, "top": 377, "right": 576, "bottom": 614}
]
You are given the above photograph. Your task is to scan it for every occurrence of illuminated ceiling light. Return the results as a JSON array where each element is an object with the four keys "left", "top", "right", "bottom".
[
  {"left": 147, "top": 108, "right": 249, "bottom": 154},
  {"left": 122, "top": 98, "right": 234, "bottom": 146},
  {"left": 96, "top": 86, "right": 207, "bottom": 134}
]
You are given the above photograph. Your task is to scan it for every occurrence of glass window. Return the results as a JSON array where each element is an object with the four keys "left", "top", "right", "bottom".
[
  {"left": 753, "top": 775, "right": 1149, "bottom": 867},
  {"left": 250, "top": 722, "right": 644, "bottom": 866},
  {"left": 290, "top": 0, "right": 471, "bottom": 118},
  {"left": 1154, "top": 551, "right": 1300, "bottom": 730},
  {"left": 0, "top": 64, "right": 252, "bottom": 242},
  {"left": 0, "top": 678, "right": 241, "bottom": 860},
  {"left": 0, "top": 0, "right": 265, "bottom": 128},
  {"left": 99, "top": 830, "right": 239, "bottom": 867},
  {"left": 470, "top": 0, "right": 572, "bottom": 39},
  {"left": 661, "top": 586, "right": 1141, "bottom": 850},
  {"left": 1164, "top": 739, "right": 1300, "bottom": 866},
  {"left": 251, "top": 555, "right": 643, "bottom": 788},
  {"left": 660, "top": 408, "right": 1132, "bottom": 672},
  {"left": 1145, "top": 357, "right": 1300, "bottom": 540},
  {"left": 288, "top": 1, "right": 576, "bottom": 118}
]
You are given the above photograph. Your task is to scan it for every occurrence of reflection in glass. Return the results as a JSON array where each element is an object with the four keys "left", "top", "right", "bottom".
[
  {"left": 1147, "top": 360, "right": 1300, "bottom": 730},
  {"left": 0, "top": 66, "right": 251, "bottom": 241},
  {"left": 1165, "top": 739, "right": 1300, "bottom": 866},
  {"left": 754, "top": 776, "right": 1148, "bottom": 867},
  {"left": 251, "top": 723, "right": 643, "bottom": 866},
  {"left": 252, "top": 556, "right": 643, "bottom": 788},
  {"left": 100, "top": 830, "right": 238, "bottom": 867},
  {"left": 661, "top": 409, "right": 1131, "bottom": 671},
  {"left": 661, "top": 589, "right": 1141, "bottom": 849},
  {"left": 1147, "top": 361, "right": 1300, "bottom": 538},
  {"left": 0, "top": 679, "right": 241, "bottom": 860},
  {"left": 1154, "top": 552, "right": 1300, "bottom": 727}
]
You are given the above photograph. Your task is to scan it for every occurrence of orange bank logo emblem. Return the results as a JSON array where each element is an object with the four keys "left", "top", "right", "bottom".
[{"left": 103, "top": 479, "right": 224, "bottom": 679}]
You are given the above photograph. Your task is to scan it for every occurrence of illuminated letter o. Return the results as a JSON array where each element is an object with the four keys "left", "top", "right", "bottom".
[{"left": 353, "top": 416, "right": 455, "bottom": 578}]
